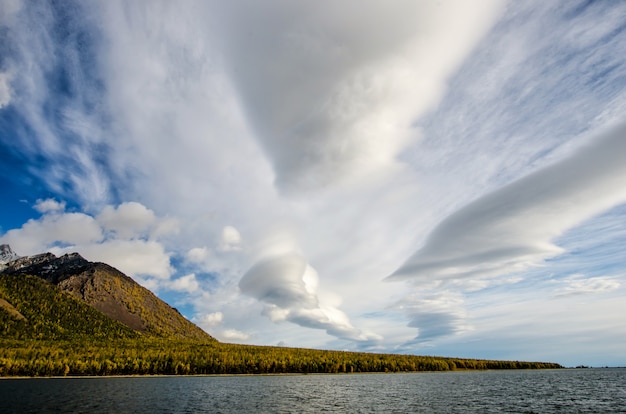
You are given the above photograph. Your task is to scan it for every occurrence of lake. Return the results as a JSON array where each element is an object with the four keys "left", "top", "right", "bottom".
[{"left": 1, "top": 368, "right": 625, "bottom": 413}]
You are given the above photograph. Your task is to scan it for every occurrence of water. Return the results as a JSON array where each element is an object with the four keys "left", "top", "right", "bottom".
[{"left": 1, "top": 369, "right": 625, "bottom": 413}]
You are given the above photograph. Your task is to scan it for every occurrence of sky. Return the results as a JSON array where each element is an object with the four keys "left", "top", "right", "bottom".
[{"left": 1, "top": 0, "right": 625, "bottom": 367}]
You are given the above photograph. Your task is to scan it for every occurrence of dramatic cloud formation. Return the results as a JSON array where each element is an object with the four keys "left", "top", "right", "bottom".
[
  {"left": 1, "top": 0, "right": 626, "bottom": 366},
  {"left": 387, "top": 123, "right": 626, "bottom": 344},
  {"left": 240, "top": 253, "right": 380, "bottom": 342},
  {"left": 389, "top": 122, "right": 626, "bottom": 283},
  {"left": 213, "top": 0, "right": 504, "bottom": 192}
]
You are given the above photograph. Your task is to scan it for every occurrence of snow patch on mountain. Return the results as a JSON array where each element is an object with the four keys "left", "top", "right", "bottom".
[{"left": 0, "top": 244, "right": 20, "bottom": 270}]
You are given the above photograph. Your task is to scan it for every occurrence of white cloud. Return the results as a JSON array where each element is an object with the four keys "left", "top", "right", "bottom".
[
  {"left": 61, "top": 238, "right": 173, "bottom": 280},
  {"left": 194, "top": 311, "right": 223, "bottom": 330},
  {"left": 218, "top": 226, "right": 242, "bottom": 252},
  {"left": 151, "top": 217, "right": 180, "bottom": 238},
  {"left": 239, "top": 253, "right": 380, "bottom": 343},
  {"left": 389, "top": 122, "right": 626, "bottom": 284},
  {"left": 168, "top": 273, "right": 200, "bottom": 293},
  {"left": 0, "top": 201, "right": 174, "bottom": 280},
  {"left": 97, "top": 202, "right": 156, "bottom": 239},
  {"left": 557, "top": 275, "right": 620, "bottom": 297},
  {"left": 213, "top": 0, "right": 505, "bottom": 193},
  {"left": 186, "top": 247, "right": 210, "bottom": 263},
  {"left": 219, "top": 328, "right": 251, "bottom": 342},
  {"left": 0, "top": 212, "right": 102, "bottom": 255},
  {"left": 33, "top": 198, "right": 66, "bottom": 214}
]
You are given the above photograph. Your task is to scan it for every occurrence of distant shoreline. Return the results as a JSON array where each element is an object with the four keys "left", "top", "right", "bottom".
[{"left": 2, "top": 367, "right": 591, "bottom": 380}]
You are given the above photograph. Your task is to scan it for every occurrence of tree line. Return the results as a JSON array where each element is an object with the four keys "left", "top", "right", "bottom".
[{"left": 0, "top": 338, "right": 561, "bottom": 377}]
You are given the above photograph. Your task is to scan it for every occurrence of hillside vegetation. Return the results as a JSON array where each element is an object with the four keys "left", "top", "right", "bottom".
[
  {"left": 0, "top": 273, "right": 138, "bottom": 341},
  {"left": 0, "top": 338, "right": 561, "bottom": 377}
]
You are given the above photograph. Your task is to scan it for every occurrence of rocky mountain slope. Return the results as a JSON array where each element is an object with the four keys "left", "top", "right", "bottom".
[{"left": 0, "top": 246, "right": 214, "bottom": 341}]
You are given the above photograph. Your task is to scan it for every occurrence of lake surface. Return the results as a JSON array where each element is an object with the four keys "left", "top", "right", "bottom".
[{"left": 1, "top": 368, "right": 625, "bottom": 413}]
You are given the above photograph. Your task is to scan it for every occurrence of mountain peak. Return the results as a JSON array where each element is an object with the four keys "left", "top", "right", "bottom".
[
  {"left": 0, "top": 244, "right": 20, "bottom": 265},
  {"left": 1, "top": 251, "right": 90, "bottom": 284}
]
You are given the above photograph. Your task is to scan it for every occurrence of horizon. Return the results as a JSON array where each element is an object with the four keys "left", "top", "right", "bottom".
[{"left": 1, "top": 1, "right": 625, "bottom": 368}]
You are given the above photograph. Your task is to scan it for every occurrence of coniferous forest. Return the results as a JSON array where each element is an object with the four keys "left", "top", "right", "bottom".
[{"left": 0, "top": 338, "right": 561, "bottom": 377}]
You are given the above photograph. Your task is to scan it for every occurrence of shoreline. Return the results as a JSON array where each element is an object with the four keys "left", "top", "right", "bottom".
[{"left": 0, "top": 367, "right": 583, "bottom": 380}]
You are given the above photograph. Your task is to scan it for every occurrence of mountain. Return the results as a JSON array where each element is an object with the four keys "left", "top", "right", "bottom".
[
  {"left": 0, "top": 246, "right": 214, "bottom": 341},
  {"left": 0, "top": 272, "right": 139, "bottom": 340},
  {"left": 0, "top": 244, "right": 20, "bottom": 271}
]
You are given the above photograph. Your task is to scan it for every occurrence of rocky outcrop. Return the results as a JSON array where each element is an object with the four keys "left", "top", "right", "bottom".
[
  {"left": 2, "top": 252, "right": 90, "bottom": 284},
  {"left": 0, "top": 244, "right": 20, "bottom": 271}
]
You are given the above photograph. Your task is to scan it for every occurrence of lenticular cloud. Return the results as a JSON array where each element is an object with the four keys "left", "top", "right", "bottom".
[
  {"left": 213, "top": 0, "right": 504, "bottom": 192},
  {"left": 389, "top": 122, "right": 626, "bottom": 283},
  {"left": 239, "top": 253, "right": 380, "bottom": 342}
]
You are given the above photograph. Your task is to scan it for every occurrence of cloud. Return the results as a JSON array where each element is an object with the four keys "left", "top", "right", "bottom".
[
  {"left": 556, "top": 274, "right": 620, "bottom": 297},
  {"left": 0, "top": 1, "right": 503, "bottom": 349},
  {"left": 389, "top": 122, "right": 626, "bottom": 284},
  {"left": 168, "top": 273, "right": 200, "bottom": 293},
  {"left": 213, "top": 0, "right": 505, "bottom": 192},
  {"left": 240, "top": 254, "right": 317, "bottom": 309},
  {"left": 76, "top": 239, "right": 172, "bottom": 279},
  {"left": 0, "top": 1, "right": 115, "bottom": 205},
  {"left": 218, "top": 226, "right": 242, "bottom": 252},
  {"left": 3, "top": 0, "right": 626, "bottom": 362},
  {"left": 0, "top": 211, "right": 102, "bottom": 254},
  {"left": 0, "top": 72, "right": 12, "bottom": 108},
  {"left": 33, "top": 198, "right": 66, "bottom": 214},
  {"left": 194, "top": 311, "right": 223, "bottom": 330},
  {"left": 404, "top": 1, "right": 626, "bottom": 231},
  {"left": 186, "top": 247, "right": 210, "bottom": 264},
  {"left": 94, "top": 202, "right": 179, "bottom": 242},
  {"left": 219, "top": 329, "right": 251, "bottom": 342},
  {"left": 239, "top": 253, "right": 380, "bottom": 342},
  {"left": 0, "top": 200, "right": 174, "bottom": 280},
  {"left": 395, "top": 291, "right": 470, "bottom": 344},
  {"left": 97, "top": 201, "right": 156, "bottom": 239},
  {"left": 0, "top": 0, "right": 22, "bottom": 24}
]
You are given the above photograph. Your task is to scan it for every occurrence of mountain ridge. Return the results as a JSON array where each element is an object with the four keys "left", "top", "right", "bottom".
[{"left": 0, "top": 245, "right": 214, "bottom": 341}]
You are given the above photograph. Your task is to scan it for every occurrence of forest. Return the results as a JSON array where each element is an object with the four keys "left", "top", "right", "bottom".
[{"left": 0, "top": 338, "right": 561, "bottom": 377}]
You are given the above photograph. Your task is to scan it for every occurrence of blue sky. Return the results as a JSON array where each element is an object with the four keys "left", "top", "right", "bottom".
[{"left": 1, "top": 0, "right": 625, "bottom": 367}]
